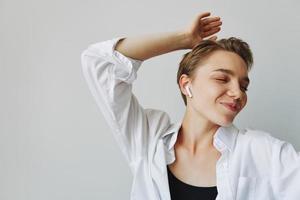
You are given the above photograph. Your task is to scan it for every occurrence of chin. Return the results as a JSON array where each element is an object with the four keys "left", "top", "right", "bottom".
[{"left": 214, "top": 116, "right": 235, "bottom": 127}]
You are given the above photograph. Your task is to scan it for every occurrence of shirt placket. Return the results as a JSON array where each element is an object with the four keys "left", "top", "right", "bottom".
[{"left": 216, "top": 149, "right": 234, "bottom": 200}]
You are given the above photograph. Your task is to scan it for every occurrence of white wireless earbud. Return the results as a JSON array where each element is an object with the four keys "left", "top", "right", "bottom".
[{"left": 185, "top": 85, "right": 193, "bottom": 98}]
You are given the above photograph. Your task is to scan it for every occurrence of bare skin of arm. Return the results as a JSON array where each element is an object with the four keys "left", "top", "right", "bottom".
[{"left": 115, "top": 12, "right": 222, "bottom": 61}]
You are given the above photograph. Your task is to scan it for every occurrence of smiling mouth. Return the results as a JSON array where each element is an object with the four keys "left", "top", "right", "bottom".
[{"left": 221, "top": 103, "right": 239, "bottom": 113}]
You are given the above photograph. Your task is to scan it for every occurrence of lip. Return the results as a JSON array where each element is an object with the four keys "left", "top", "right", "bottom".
[{"left": 221, "top": 102, "right": 239, "bottom": 112}]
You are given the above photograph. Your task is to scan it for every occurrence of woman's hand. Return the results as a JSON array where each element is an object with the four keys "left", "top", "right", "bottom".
[
  {"left": 183, "top": 12, "right": 222, "bottom": 49},
  {"left": 113, "top": 12, "right": 222, "bottom": 60}
]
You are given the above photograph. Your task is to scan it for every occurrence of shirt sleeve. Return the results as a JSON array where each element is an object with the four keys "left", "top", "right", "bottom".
[
  {"left": 269, "top": 135, "right": 300, "bottom": 199},
  {"left": 80, "top": 37, "right": 170, "bottom": 166}
]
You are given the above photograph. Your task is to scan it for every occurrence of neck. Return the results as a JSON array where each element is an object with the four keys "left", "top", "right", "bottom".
[{"left": 177, "top": 109, "right": 220, "bottom": 155}]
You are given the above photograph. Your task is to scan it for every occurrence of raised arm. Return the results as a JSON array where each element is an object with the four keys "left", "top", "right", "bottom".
[
  {"left": 115, "top": 12, "right": 222, "bottom": 61},
  {"left": 81, "top": 11, "right": 222, "bottom": 165}
]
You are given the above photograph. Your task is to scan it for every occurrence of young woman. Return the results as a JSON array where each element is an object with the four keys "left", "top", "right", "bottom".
[{"left": 81, "top": 12, "right": 300, "bottom": 200}]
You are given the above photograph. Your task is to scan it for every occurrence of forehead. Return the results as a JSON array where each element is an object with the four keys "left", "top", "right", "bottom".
[{"left": 195, "top": 50, "right": 249, "bottom": 79}]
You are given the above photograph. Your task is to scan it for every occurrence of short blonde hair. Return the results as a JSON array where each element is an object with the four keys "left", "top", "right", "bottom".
[{"left": 177, "top": 37, "right": 254, "bottom": 106}]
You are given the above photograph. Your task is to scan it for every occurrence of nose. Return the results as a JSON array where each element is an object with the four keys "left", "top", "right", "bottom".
[{"left": 227, "top": 84, "right": 244, "bottom": 100}]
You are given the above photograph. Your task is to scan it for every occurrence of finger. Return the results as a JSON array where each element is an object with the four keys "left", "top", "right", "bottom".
[
  {"left": 207, "top": 20, "right": 222, "bottom": 28},
  {"left": 197, "top": 12, "right": 211, "bottom": 20},
  {"left": 202, "top": 21, "right": 222, "bottom": 31},
  {"left": 190, "top": 12, "right": 211, "bottom": 29},
  {"left": 202, "top": 17, "right": 221, "bottom": 25},
  {"left": 202, "top": 27, "right": 221, "bottom": 38},
  {"left": 208, "top": 36, "right": 218, "bottom": 41},
  {"left": 204, "top": 28, "right": 221, "bottom": 38}
]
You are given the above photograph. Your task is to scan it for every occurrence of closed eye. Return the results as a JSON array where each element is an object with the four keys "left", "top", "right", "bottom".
[
  {"left": 216, "top": 79, "right": 248, "bottom": 92},
  {"left": 216, "top": 78, "right": 228, "bottom": 82}
]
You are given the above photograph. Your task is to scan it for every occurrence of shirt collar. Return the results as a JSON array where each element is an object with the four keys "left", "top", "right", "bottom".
[{"left": 161, "top": 119, "right": 239, "bottom": 153}]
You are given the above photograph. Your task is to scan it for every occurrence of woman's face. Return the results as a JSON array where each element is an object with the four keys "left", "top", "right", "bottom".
[{"left": 183, "top": 50, "right": 250, "bottom": 126}]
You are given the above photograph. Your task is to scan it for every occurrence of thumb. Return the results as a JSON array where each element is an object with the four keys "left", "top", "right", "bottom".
[{"left": 208, "top": 35, "right": 218, "bottom": 41}]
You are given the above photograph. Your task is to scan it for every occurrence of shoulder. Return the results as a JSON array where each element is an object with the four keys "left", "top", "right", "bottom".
[
  {"left": 144, "top": 108, "right": 171, "bottom": 124},
  {"left": 237, "top": 127, "right": 299, "bottom": 162},
  {"left": 238, "top": 127, "right": 294, "bottom": 148},
  {"left": 235, "top": 127, "right": 280, "bottom": 158},
  {"left": 234, "top": 127, "right": 300, "bottom": 182},
  {"left": 237, "top": 127, "right": 274, "bottom": 145},
  {"left": 144, "top": 108, "right": 171, "bottom": 136},
  {"left": 234, "top": 128, "right": 281, "bottom": 173}
]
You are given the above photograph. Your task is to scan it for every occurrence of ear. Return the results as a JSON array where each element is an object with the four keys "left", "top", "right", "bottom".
[{"left": 179, "top": 74, "right": 191, "bottom": 96}]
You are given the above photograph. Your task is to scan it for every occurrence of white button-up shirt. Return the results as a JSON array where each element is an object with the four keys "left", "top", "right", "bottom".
[{"left": 81, "top": 37, "right": 300, "bottom": 200}]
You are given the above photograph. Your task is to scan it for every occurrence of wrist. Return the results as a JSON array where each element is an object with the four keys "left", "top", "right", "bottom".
[{"left": 174, "top": 30, "right": 193, "bottom": 50}]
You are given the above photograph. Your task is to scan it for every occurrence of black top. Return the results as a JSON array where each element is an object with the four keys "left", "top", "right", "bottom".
[{"left": 167, "top": 166, "right": 218, "bottom": 200}]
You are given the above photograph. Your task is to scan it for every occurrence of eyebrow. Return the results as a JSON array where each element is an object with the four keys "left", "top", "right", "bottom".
[{"left": 212, "top": 68, "right": 250, "bottom": 83}]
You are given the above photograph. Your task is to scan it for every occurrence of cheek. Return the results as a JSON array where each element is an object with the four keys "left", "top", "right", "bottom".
[
  {"left": 196, "top": 83, "right": 225, "bottom": 104},
  {"left": 241, "top": 95, "right": 248, "bottom": 108},
  {"left": 206, "top": 83, "right": 227, "bottom": 100},
  {"left": 192, "top": 78, "right": 227, "bottom": 103}
]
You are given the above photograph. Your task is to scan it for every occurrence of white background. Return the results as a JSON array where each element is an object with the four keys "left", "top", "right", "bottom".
[{"left": 1, "top": 0, "right": 300, "bottom": 199}]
